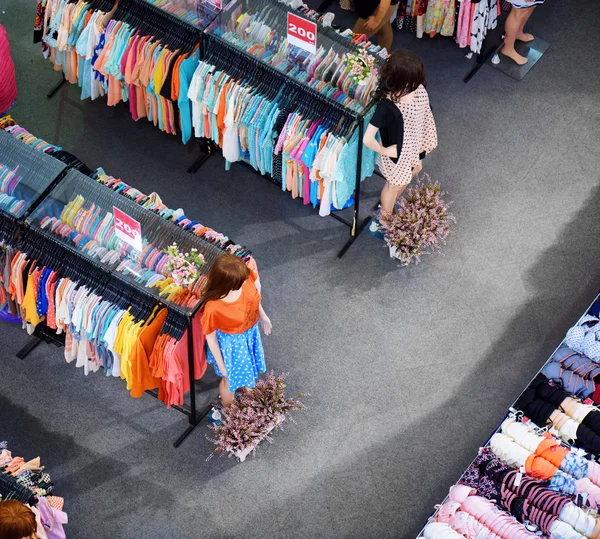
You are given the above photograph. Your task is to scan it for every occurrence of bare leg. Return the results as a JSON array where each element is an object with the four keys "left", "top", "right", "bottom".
[
  {"left": 502, "top": 7, "right": 533, "bottom": 65},
  {"left": 376, "top": 5, "right": 398, "bottom": 51},
  {"left": 380, "top": 181, "right": 408, "bottom": 214},
  {"left": 517, "top": 6, "right": 536, "bottom": 42},
  {"left": 377, "top": 21, "right": 394, "bottom": 52},
  {"left": 353, "top": 18, "right": 376, "bottom": 39},
  {"left": 355, "top": 4, "right": 397, "bottom": 50},
  {"left": 220, "top": 377, "right": 235, "bottom": 407}
]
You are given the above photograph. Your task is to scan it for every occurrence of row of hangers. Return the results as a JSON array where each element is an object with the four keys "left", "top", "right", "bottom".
[
  {"left": 240, "top": 0, "right": 370, "bottom": 58},
  {"left": 112, "top": 0, "right": 200, "bottom": 53},
  {"left": 0, "top": 131, "right": 67, "bottom": 191},
  {"left": 48, "top": 150, "right": 94, "bottom": 177},
  {"left": 205, "top": 36, "right": 358, "bottom": 138},
  {"left": 18, "top": 225, "right": 194, "bottom": 335}
]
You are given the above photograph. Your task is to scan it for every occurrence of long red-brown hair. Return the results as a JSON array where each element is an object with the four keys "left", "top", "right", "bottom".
[
  {"left": 0, "top": 500, "right": 38, "bottom": 539},
  {"left": 203, "top": 254, "right": 250, "bottom": 303}
]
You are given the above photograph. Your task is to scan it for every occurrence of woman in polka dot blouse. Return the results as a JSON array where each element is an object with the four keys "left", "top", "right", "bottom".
[{"left": 363, "top": 50, "right": 438, "bottom": 219}]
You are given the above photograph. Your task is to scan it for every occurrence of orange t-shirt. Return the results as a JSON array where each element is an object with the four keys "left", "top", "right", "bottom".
[{"left": 201, "top": 277, "right": 261, "bottom": 335}]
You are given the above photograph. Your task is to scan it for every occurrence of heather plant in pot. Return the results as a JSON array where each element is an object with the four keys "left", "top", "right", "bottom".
[
  {"left": 208, "top": 372, "right": 305, "bottom": 462},
  {"left": 380, "top": 175, "right": 455, "bottom": 266}
]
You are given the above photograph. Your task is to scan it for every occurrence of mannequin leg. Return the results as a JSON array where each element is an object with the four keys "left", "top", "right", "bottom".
[
  {"left": 502, "top": 7, "right": 534, "bottom": 65},
  {"left": 517, "top": 6, "right": 536, "bottom": 42},
  {"left": 220, "top": 377, "right": 235, "bottom": 407}
]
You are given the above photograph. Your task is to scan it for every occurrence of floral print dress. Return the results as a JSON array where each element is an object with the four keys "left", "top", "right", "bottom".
[{"left": 424, "top": 0, "right": 457, "bottom": 36}]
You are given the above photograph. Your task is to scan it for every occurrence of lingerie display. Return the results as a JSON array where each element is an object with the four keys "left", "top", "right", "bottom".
[
  {"left": 0, "top": 441, "right": 68, "bottom": 539},
  {"left": 419, "top": 292, "right": 600, "bottom": 538}
]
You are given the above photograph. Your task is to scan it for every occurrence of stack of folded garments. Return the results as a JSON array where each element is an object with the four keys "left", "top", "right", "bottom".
[
  {"left": 515, "top": 374, "right": 600, "bottom": 455},
  {"left": 460, "top": 448, "right": 598, "bottom": 538},
  {"left": 489, "top": 417, "right": 600, "bottom": 506},
  {"left": 541, "top": 344, "right": 600, "bottom": 401}
]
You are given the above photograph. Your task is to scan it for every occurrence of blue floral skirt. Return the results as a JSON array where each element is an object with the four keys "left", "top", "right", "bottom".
[{"left": 206, "top": 322, "right": 266, "bottom": 392}]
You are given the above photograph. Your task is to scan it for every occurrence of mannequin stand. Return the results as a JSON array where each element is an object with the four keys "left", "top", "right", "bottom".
[{"left": 489, "top": 35, "right": 550, "bottom": 81}]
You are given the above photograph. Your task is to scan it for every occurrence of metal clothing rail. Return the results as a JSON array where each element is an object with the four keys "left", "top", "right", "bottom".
[
  {"left": 190, "top": 33, "right": 374, "bottom": 258},
  {"left": 0, "top": 148, "right": 220, "bottom": 448}
]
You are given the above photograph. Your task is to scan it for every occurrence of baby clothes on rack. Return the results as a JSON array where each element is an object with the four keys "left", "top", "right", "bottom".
[
  {"left": 0, "top": 440, "right": 68, "bottom": 539},
  {"left": 1, "top": 247, "right": 206, "bottom": 406},
  {"left": 39, "top": 0, "right": 201, "bottom": 139},
  {"left": 94, "top": 168, "right": 253, "bottom": 260},
  {"left": 188, "top": 50, "right": 377, "bottom": 214},
  {"left": 208, "top": 1, "right": 379, "bottom": 112},
  {"left": 0, "top": 164, "right": 27, "bottom": 217}
]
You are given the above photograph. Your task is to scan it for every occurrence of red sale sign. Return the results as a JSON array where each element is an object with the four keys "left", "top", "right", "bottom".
[
  {"left": 113, "top": 207, "right": 142, "bottom": 252},
  {"left": 287, "top": 13, "right": 317, "bottom": 54}
]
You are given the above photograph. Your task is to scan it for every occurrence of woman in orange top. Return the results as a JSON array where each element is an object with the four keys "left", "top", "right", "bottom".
[{"left": 201, "top": 254, "right": 272, "bottom": 407}]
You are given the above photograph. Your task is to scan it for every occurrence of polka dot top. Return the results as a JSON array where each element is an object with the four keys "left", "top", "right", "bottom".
[{"left": 379, "top": 85, "right": 438, "bottom": 186}]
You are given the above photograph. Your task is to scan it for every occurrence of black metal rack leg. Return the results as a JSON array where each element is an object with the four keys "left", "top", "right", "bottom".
[
  {"left": 172, "top": 319, "right": 217, "bottom": 448},
  {"left": 337, "top": 119, "right": 365, "bottom": 259},
  {"left": 47, "top": 75, "right": 67, "bottom": 99},
  {"left": 187, "top": 139, "right": 214, "bottom": 174},
  {"left": 16, "top": 337, "right": 42, "bottom": 360}
]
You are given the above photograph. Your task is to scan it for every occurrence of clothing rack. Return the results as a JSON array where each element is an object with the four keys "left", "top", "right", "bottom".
[
  {"left": 41, "top": 0, "right": 377, "bottom": 257},
  {"left": 0, "top": 143, "right": 224, "bottom": 447},
  {"left": 314, "top": 0, "right": 506, "bottom": 83},
  {"left": 44, "top": 0, "right": 204, "bottom": 98},
  {"left": 190, "top": 32, "right": 374, "bottom": 258}
]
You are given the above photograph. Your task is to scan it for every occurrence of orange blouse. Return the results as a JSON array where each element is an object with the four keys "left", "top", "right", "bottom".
[{"left": 201, "top": 276, "right": 261, "bottom": 335}]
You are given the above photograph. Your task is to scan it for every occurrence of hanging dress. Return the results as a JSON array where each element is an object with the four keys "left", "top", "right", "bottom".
[{"left": 424, "top": 0, "right": 456, "bottom": 36}]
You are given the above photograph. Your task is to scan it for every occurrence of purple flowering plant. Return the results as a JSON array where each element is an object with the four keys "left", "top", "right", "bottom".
[
  {"left": 163, "top": 242, "right": 206, "bottom": 287},
  {"left": 380, "top": 176, "right": 455, "bottom": 266},
  {"left": 208, "top": 372, "right": 305, "bottom": 460}
]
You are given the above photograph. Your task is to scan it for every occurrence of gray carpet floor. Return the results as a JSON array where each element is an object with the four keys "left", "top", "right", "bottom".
[{"left": 1, "top": 1, "right": 600, "bottom": 538}]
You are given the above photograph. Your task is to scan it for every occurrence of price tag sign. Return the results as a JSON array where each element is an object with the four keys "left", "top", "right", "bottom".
[
  {"left": 206, "top": 0, "right": 222, "bottom": 8},
  {"left": 287, "top": 12, "right": 317, "bottom": 54},
  {"left": 113, "top": 207, "right": 142, "bottom": 252}
]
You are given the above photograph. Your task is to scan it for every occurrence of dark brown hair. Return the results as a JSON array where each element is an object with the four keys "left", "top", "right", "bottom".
[
  {"left": 203, "top": 253, "right": 250, "bottom": 303},
  {"left": 0, "top": 500, "right": 37, "bottom": 539},
  {"left": 372, "top": 49, "right": 426, "bottom": 102}
]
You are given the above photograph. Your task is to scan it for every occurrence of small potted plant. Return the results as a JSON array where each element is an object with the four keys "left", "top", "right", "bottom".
[
  {"left": 163, "top": 243, "right": 206, "bottom": 287},
  {"left": 344, "top": 49, "right": 377, "bottom": 85},
  {"left": 208, "top": 372, "right": 305, "bottom": 462},
  {"left": 380, "top": 176, "right": 455, "bottom": 266}
]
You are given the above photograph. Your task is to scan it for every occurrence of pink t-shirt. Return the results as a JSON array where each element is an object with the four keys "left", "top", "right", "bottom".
[{"left": 0, "top": 25, "right": 17, "bottom": 114}]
